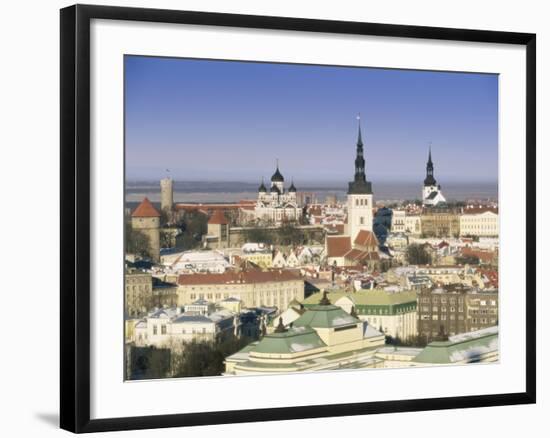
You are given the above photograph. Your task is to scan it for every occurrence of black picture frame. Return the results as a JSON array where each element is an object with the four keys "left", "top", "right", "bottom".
[{"left": 60, "top": 4, "right": 536, "bottom": 433}]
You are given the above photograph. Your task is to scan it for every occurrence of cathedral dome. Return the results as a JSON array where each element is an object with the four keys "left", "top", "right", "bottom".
[
  {"left": 271, "top": 166, "right": 284, "bottom": 182},
  {"left": 270, "top": 184, "right": 281, "bottom": 194},
  {"left": 258, "top": 180, "right": 267, "bottom": 192},
  {"left": 288, "top": 181, "right": 296, "bottom": 192}
]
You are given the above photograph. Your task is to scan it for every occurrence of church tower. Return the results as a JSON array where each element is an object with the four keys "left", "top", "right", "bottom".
[
  {"left": 422, "top": 145, "right": 446, "bottom": 206},
  {"left": 347, "top": 116, "right": 373, "bottom": 240}
]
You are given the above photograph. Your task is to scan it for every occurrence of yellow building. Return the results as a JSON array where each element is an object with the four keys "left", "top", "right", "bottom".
[
  {"left": 177, "top": 270, "right": 304, "bottom": 309},
  {"left": 421, "top": 209, "right": 460, "bottom": 237},
  {"left": 241, "top": 243, "right": 273, "bottom": 269},
  {"left": 460, "top": 209, "right": 499, "bottom": 237},
  {"left": 125, "top": 269, "right": 153, "bottom": 317}
]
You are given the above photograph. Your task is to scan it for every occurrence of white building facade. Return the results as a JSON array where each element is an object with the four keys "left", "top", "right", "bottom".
[
  {"left": 460, "top": 210, "right": 499, "bottom": 237},
  {"left": 347, "top": 119, "right": 374, "bottom": 241},
  {"left": 253, "top": 163, "right": 302, "bottom": 225}
]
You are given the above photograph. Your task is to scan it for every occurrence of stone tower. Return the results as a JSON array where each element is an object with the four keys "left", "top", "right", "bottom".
[
  {"left": 131, "top": 197, "right": 161, "bottom": 262},
  {"left": 347, "top": 116, "right": 374, "bottom": 241},
  {"left": 206, "top": 209, "right": 230, "bottom": 249},
  {"left": 160, "top": 176, "right": 174, "bottom": 213}
]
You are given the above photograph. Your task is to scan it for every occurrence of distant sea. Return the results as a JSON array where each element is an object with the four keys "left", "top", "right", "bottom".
[{"left": 125, "top": 180, "right": 498, "bottom": 206}]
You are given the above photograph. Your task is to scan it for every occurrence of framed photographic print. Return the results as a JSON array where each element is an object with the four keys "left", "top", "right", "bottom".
[{"left": 60, "top": 4, "right": 536, "bottom": 433}]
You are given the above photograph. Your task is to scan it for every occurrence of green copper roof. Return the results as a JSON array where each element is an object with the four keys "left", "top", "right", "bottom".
[
  {"left": 413, "top": 327, "right": 498, "bottom": 364},
  {"left": 303, "top": 290, "right": 417, "bottom": 307},
  {"left": 292, "top": 304, "right": 361, "bottom": 329},
  {"left": 252, "top": 326, "right": 326, "bottom": 355}
]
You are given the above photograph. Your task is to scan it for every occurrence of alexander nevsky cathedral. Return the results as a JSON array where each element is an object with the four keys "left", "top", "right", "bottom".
[{"left": 246, "top": 162, "right": 302, "bottom": 225}]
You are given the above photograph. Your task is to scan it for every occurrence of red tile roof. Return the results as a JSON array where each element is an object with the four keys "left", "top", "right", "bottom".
[
  {"left": 326, "top": 236, "right": 352, "bottom": 257},
  {"left": 177, "top": 270, "right": 301, "bottom": 286},
  {"left": 131, "top": 197, "right": 160, "bottom": 218},
  {"left": 208, "top": 209, "right": 228, "bottom": 225},
  {"left": 353, "top": 230, "right": 379, "bottom": 248},
  {"left": 476, "top": 268, "right": 499, "bottom": 288},
  {"left": 344, "top": 249, "right": 380, "bottom": 262},
  {"left": 461, "top": 247, "right": 497, "bottom": 263}
]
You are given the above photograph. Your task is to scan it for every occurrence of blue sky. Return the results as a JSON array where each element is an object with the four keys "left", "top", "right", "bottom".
[{"left": 125, "top": 56, "right": 498, "bottom": 184}]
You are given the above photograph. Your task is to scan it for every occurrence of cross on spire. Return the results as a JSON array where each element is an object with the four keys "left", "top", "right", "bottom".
[{"left": 357, "top": 113, "right": 363, "bottom": 146}]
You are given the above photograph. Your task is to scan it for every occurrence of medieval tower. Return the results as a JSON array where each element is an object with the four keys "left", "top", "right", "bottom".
[
  {"left": 131, "top": 197, "right": 161, "bottom": 262},
  {"left": 160, "top": 176, "right": 174, "bottom": 213},
  {"left": 347, "top": 116, "right": 374, "bottom": 241}
]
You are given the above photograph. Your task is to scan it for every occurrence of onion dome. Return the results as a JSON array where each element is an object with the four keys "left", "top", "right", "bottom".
[
  {"left": 271, "top": 160, "right": 284, "bottom": 182},
  {"left": 258, "top": 178, "right": 267, "bottom": 192},
  {"left": 288, "top": 180, "right": 297, "bottom": 193}
]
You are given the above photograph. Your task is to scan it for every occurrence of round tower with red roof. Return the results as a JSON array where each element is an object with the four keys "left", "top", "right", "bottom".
[{"left": 131, "top": 197, "right": 161, "bottom": 262}]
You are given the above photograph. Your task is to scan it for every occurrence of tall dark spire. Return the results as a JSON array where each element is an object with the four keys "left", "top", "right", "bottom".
[
  {"left": 424, "top": 143, "right": 437, "bottom": 186},
  {"left": 271, "top": 158, "right": 284, "bottom": 182},
  {"left": 348, "top": 114, "right": 372, "bottom": 195}
]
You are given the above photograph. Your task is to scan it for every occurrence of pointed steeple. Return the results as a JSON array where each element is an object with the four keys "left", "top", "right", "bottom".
[
  {"left": 271, "top": 158, "right": 284, "bottom": 182},
  {"left": 357, "top": 113, "right": 363, "bottom": 148},
  {"left": 424, "top": 142, "right": 437, "bottom": 187},
  {"left": 348, "top": 114, "right": 372, "bottom": 195}
]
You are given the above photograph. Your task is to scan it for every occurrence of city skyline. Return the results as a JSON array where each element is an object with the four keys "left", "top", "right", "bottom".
[{"left": 125, "top": 56, "right": 498, "bottom": 183}]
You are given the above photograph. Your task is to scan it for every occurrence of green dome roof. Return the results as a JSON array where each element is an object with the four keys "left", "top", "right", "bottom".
[
  {"left": 253, "top": 326, "right": 326, "bottom": 355},
  {"left": 293, "top": 305, "right": 360, "bottom": 329}
]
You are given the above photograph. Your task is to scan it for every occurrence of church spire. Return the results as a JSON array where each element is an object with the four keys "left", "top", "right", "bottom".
[
  {"left": 348, "top": 114, "right": 372, "bottom": 195},
  {"left": 357, "top": 113, "right": 363, "bottom": 148},
  {"left": 424, "top": 142, "right": 437, "bottom": 187}
]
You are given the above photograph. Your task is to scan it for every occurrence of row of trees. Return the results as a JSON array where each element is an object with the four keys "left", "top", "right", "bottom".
[
  {"left": 242, "top": 222, "right": 317, "bottom": 246},
  {"left": 172, "top": 337, "right": 251, "bottom": 377},
  {"left": 128, "top": 336, "right": 251, "bottom": 379},
  {"left": 405, "top": 243, "right": 432, "bottom": 265},
  {"left": 125, "top": 221, "right": 152, "bottom": 258},
  {"left": 174, "top": 210, "right": 208, "bottom": 250}
]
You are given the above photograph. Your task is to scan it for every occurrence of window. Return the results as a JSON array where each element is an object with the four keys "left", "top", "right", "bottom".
[
  {"left": 153, "top": 325, "right": 157, "bottom": 335},
  {"left": 161, "top": 325, "right": 167, "bottom": 335},
  {"left": 360, "top": 217, "right": 364, "bottom": 225}
]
